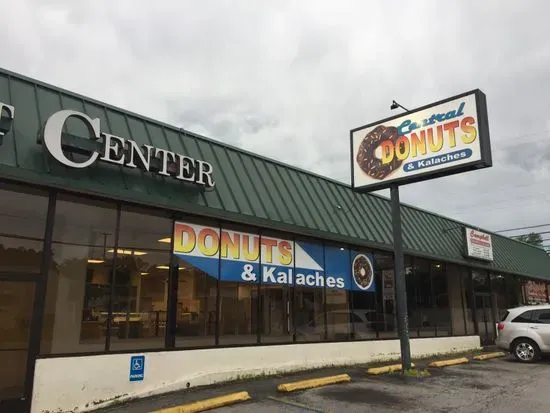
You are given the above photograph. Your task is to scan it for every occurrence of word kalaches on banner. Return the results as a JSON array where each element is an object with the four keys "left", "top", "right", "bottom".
[
  {"left": 350, "top": 89, "right": 492, "bottom": 192},
  {"left": 172, "top": 221, "right": 376, "bottom": 292}
]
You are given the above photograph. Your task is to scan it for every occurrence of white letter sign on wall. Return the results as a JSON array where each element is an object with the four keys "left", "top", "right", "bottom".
[
  {"left": 0, "top": 101, "right": 15, "bottom": 137},
  {"left": 41, "top": 109, "right": 215, "bottom": 188},
  {"left": 43, "top": 110, "right": 101, "bottom": 168}
]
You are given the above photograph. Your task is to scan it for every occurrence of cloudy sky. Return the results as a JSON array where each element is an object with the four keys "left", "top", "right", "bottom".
[{"left": 2, "top": 0, "right": 549, "bottom": 249}]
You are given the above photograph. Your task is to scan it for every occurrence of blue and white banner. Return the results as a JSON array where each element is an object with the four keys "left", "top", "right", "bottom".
[{"left": 173, "top": 222, "right": 376, "bottom": 292}]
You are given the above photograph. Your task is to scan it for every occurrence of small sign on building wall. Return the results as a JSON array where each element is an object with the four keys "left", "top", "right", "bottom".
[
  {"left": 465, "top": 228, "right": 493, "bottom": 261},
  {"left": 129, "top": 355, "right": 145, "bottom": 382}
]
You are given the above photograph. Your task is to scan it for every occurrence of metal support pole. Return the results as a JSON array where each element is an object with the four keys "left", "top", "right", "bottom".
[{"left": 390, "top": 184, "right": 412, "bottom": 370}]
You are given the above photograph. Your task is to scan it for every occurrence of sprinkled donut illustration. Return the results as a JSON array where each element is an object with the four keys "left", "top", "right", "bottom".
[
  {"left": 356, "top": 125, "right": 402, "bottom": 180},
  {"left": 352, "top": 254, "right": 373, "bottom": 290}
]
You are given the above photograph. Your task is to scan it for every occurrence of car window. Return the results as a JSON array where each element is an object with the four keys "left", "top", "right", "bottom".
[
  {"left": 500, "top": 310, "right": 510, "bottom": 322},
  {"left": 512, "top": 310, "right": 534, "bottom": 323},
  {"left": 532, "top": 310, "right": 550, "bottom": 324}
]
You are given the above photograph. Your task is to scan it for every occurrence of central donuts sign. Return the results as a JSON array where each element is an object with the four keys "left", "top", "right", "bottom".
[{"left": 350, "top": 90, "right": 492, "bottom": 192}]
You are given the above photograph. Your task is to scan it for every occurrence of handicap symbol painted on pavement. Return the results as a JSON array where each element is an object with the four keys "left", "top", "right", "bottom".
[{"left": 129, "top": 355, "right": 145, "bottom": 382}]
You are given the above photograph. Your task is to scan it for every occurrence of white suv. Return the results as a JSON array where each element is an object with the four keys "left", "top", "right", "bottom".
[{"left": 495, "top": 304, "right": 550, "bottom": 362}]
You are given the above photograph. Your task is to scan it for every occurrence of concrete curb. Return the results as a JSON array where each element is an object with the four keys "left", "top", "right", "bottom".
[
  {"left": 151, "top": 391, "right": 251, "bottom": 413},
  {"left": 428, "top": 357, "right": 469, "bottom": 368},
  {"left": 277, "top": 374, "right": 351, "bottom": 392},
  {"left": 367, "top": 363, "right": 416, "bottom": 375},
  {"left": 473, "top": 352, "right": 507, "bottom": 361}
]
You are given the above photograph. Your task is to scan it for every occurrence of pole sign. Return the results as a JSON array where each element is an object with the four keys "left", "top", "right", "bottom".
[
  {"left": 350, "top": 90, "right": 491, "bottom": 192},
  {"left": 464, "top": 227, "right": 494, "bottom": 261}
]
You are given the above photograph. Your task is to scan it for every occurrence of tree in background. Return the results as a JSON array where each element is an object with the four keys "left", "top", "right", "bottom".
[{"left": 516, "top": 232, "right": 543, "bottom": 246}]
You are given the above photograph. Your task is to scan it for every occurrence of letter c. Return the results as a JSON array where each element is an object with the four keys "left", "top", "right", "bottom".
[{"left": 43, "top": 110, "right": 100, "bottom": 168}]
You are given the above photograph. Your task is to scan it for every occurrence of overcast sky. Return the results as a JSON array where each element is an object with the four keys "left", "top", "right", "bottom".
[{"left": 1, "top": 0, "right": 549, "bottom": 248}]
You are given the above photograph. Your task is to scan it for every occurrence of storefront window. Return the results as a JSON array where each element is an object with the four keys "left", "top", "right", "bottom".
[
  {"left": 217, "top": 224, "right": 261, "bottom": 346},
  {"left": 350, "top": 250, "right": 378, "bottom": 340},
  {"left": 432, "top": 263, "right": 451, "bottom": 336},
  {"left": 445, "top": 264, "right": 471, "bottom": 336},
  {"left": 471, "top": 269, "right": 496, "bottom": 343},
  {"left": 41, "top": 196, "right": 117, "bottom": 354},
  {"left": 294, "top": 288, "right": 324, "bottom": 342},
  {"left": 491, "top": 273, "right": 516, "bottom": 321},
  {"left": 375, "top": 253, "right": 397, "bottom": 338},
  {"left": 411, "top": 259, "right": 435, "bottom": 337},
  {"left": 109, "top": 207, "right": 172, "bottom": 351},
  {"left": 218, "top": 281, "right": 258, "bottom": 345},
  {"left": 405, "top": 256, "right": 417, "bottom": 337},
  {"left": 173, "top": 219, "right": 218, "bottom": 348},
  {"left": 295, "top": 239, "right": 325, "bottom": 342},
  {"left": 260, "top": 284, "right": 292, "bottom": 343},
  {"left": 176, "top": 264, "right": 217, "bottom": 348},
  {"left": 259, "top": 232, "right": 293, "bottom": 344},
  {"left": 325, "top": 246, "right": 351, "bottom": 341},
  {"left": 0, "top": 184, "right": 48, "bottom": 274}
]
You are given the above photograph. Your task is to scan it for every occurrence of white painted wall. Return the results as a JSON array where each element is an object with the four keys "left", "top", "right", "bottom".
[{"left": 32, "top": 335, "right": 480, "bottom": 413}]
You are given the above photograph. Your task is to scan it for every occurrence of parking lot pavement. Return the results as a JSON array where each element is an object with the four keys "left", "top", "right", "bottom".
[
  {"left": 216, "top": 357, "right": 550, "bottom": 413},
  {"left": 99, "top": 356, "right": 550, "bottom": 413}
]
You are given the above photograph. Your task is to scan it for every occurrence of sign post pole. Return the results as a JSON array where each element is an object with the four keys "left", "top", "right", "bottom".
[
  {"left": 350, "top": 89, "right": 491, "bottom": 372},
  {"left": 390, "top": 184, "right": 412, "bottom": 370}
]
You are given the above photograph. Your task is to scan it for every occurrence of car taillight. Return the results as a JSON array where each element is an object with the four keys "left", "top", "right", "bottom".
[{"left": 497, "top": 322, "right": 504, "bottom": 331}]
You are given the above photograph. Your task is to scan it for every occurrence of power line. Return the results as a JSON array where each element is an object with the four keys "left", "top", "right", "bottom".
[
  {"left": 496, "top": 224, "right": 550, "bottom": 233},
  {"left": 511, "top": 230, "right": 550, "bottom": 238},
  {"left": 451, "top": 198, "right": 550, "bottom": 215}
]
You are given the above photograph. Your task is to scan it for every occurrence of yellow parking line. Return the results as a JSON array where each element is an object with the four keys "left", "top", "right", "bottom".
[
  {"left": 150, "top": 391, "right": 251, "bottom": 413},
  {"left": 428, "top": 357, "right": 469, "bottom": 368},
  {"left": 367, "top": 363, "right": 416, "bottom": 375},
  {"left": 277, "top": 374, "right": 351, "bottom": 392},
  {"left": 473, "top": 352, "right": 506, "bottom": 361}
]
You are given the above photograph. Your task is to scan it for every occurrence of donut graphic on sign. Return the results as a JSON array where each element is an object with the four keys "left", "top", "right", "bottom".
[{"left": 352, "top": 253, "right": 374, "bottom": 290}]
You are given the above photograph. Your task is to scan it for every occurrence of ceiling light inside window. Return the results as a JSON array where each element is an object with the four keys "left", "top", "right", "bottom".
[
  {"left": 158, "top": 238, "right": 172, "bottom": 243},
  {"left": 107, "top": 249, "right": 147, "bottom": 256},
  {"left": 87, "top": 259, "right": 104, "bottom": 264}
]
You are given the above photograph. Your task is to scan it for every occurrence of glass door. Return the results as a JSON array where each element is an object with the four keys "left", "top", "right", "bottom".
[
  {"left": 475, "top": 293, "right": 496, "bottom": 345},
  {"left": 0, "top": 279, "right": 36, "bottom": 411}
]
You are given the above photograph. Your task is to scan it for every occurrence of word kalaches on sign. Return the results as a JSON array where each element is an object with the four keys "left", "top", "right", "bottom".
[
  {"left": 350, "top": 90, "right": 491, "bottom": 192},
  {"left": 464, "top": 227, "right": 493, "bottom": 262}
]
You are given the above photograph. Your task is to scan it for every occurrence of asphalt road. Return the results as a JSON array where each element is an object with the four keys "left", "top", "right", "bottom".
[
  {"left": 101, "top": 355, "right": 550, "bottom": 413},
  {"left": 216, "top": 356, "right": 550, "bottom": 413}
]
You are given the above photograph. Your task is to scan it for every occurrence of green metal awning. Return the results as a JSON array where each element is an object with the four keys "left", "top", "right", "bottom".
[{"left": 0, "top": 68, "right": 548, "bottom": 281}]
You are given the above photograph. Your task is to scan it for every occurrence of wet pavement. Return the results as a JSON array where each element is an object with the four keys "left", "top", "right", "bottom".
[{"left": 99, "top": 353, "right": 550, "bottom": 413}]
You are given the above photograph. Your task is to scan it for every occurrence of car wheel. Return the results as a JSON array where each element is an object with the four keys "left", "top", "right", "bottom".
[{"left": 512, "top": 338, "right": 540, "bottom": 363}]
